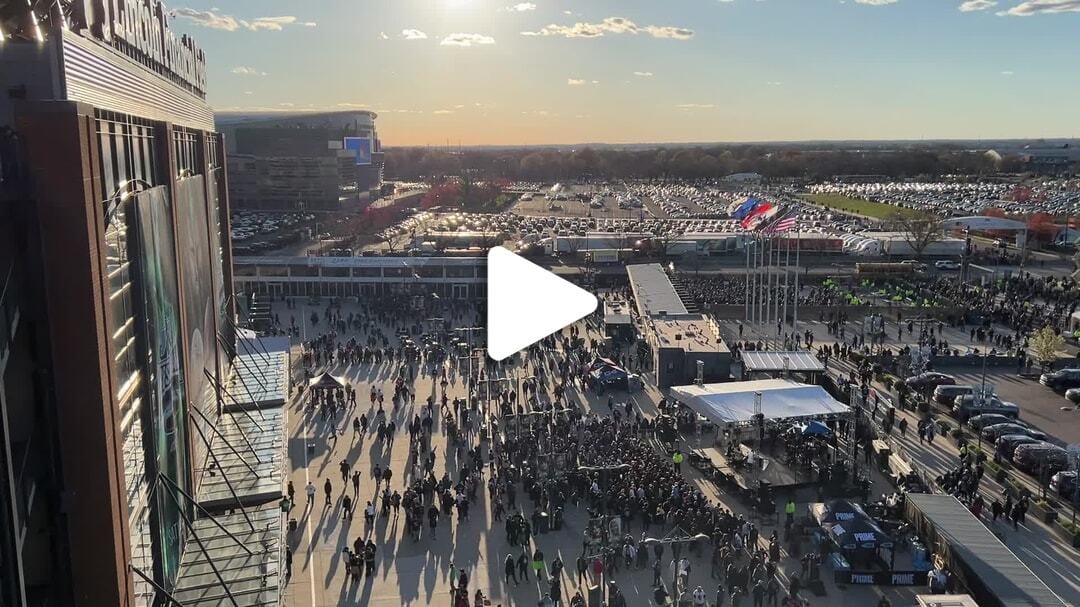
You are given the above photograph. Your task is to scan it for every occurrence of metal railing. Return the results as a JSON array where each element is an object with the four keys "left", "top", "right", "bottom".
[{"left": 0, "top": 260, "right": 20, "bottom": 355}]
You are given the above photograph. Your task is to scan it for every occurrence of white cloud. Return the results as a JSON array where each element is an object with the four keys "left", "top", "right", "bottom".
[
  {"left": 1001, "top": 70, "right": 1015, "bottom": 75},
  {"left": 379, "top": 31, "right": 390, "bottom": 40},
  {"left": 278, "top": 102, "right": 295, "bottom": 107},
  {"left": 633, "top": 71, "right": 654, "bottom": 77},
  {"left": 567, "top": 78, "right": 586, "bottom": 85},
  {"left": 642, "top": 25, "right": 696, "bottom": 39},
  {"left": 231, "top": 66, "right": 268, "bottom": 76},
  {"left": 245, "top": 16, "right": 299, "bottom": 31},
  {"left": 171, "top": 8, "right": 240, "bottom": 30},
  {"left": 401, "top": 28, "right": 428, "bottom": 40},
  {"left": 765, "top": 81, "right": 783, "bottom": 86},
  {"left": 506, "top": 2, "right": 537, "bottom": 11},
  {"left": 170, "top": 8, "right": 311, "bottom": 31},
  {"left": 959, "top": 0, "right": 997, "bottom": 10},
  {"left": 243, "top": 91, "right": 253, "bottom": 95},
  {"left": 336, "top": 103, "right": 371, "bottom": 108},
  {"left": 454, "top": 104, "right": 466, "bottom": 109},
  {"left": 998, "top": 0, "right": 1080, "bottom": 15},
  {"left": 433, "top": 109, "right": 455, "bottom": 115},
  {"left": 522, "top": 17, "right": 693, "bottom": 40},
  {"left": 854, "top": 0, "right": 899, "bottom": 4},
  {"left": 676, "top": 103, "right": 716, "bottom": 109},
  {"left": 441, "top": 33, "right": 496, "bottom": 46}
]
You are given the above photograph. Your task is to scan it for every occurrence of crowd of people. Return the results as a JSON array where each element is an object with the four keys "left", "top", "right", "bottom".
[
  {"left": 677, "top": 275, "right": 843, "bottom": 313},
  {"left": 915, "top": 273, "right": 1077, "bottom": 336},
  {"left": 274, "top": 292, "right": 837, "bottom": 607}
]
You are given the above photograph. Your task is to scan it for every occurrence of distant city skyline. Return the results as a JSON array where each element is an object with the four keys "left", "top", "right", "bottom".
[{"left": 169, "top": 0, "right": 1080, "bottom": 145}]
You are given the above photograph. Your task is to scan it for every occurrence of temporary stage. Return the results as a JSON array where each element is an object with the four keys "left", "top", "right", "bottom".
[{"left": 669, "top": 378, "right": 850, "bottom": 427}]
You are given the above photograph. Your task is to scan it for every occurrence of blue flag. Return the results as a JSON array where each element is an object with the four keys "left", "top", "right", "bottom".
[{"left": 731, "top": 197, "right": 760, "bottom": 220}]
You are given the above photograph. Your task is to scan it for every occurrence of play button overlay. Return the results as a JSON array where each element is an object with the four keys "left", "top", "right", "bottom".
[{"left": 486, "top": 246, "right": 598, "bottom": 361}]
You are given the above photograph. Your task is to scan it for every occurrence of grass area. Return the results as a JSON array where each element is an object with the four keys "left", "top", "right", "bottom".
[{"left": 801, "top": 193, "right": 922, "bottom": 220}]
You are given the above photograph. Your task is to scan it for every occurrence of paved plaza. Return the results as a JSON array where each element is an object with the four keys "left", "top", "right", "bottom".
[
  {"left": 276, "top": 298, "right": 933, "bottom": 607},
  {"left": 272, "top": 295, "right": 1080, "bottom": 607}
]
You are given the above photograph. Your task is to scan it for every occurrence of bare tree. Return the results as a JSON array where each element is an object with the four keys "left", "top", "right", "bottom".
[
  {"left": 892, "top": 211, "right": 944, "bottom": 256},
  {"left": 379, "top": 228, "right": 410, "bottom": 253}
]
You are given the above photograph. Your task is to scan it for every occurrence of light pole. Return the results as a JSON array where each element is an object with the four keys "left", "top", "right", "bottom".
[{"left": 456, "top": 326, "right": 484, "bottom": 417}]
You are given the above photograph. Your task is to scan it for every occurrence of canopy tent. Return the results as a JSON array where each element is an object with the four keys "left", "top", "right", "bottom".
[
  {"left": 308, "top": 372, "right": 345, "bottom": 389},
  {"left": 669, "top": 379, "right": 850, "bottom": 426},
  {"left": 801, "top": 420, "right": 833, "bottom": 437},
  {"left": 741, "top": 351, "right": 826, "bottom": 374},
  {"left": 588, "top": 357, "right": 620, "bottom": 372},
  {"left": 825, "top": 517, "right": 893, "bottom": 551},
  {"left": 642, "top": 524, "right": 711, "bottom": 546},
  {"left": 810, "top": 500, "right": 870, "bottom": 526}
]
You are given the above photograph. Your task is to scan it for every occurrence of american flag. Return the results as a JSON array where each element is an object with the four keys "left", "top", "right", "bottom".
[{"left": 763, "top": 212, "right": 797, "bottom": 234}]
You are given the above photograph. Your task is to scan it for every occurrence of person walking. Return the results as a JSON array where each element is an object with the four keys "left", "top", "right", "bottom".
[
  {"left": 505, "top": 554, "right": 518, "bottom": 585},
  {"left": 305, "top": 481, "right": 316, "bottom": 508},
  {"left": 323, "top": 478, "right": 333, "bottom": 507},
  {"left": 517, "top": 550, "right": 530, "bottom": 582},
  {"left": 672, "top": 450, "right": 684, "bottom": 473}
]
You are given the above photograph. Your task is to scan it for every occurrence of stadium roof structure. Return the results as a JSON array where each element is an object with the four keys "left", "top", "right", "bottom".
[
  {"left": 626, "top": 263, "right": 688, "bottom": 318},
  {"left": 741, "top": 351, "right": 826, "bottom": 374}
]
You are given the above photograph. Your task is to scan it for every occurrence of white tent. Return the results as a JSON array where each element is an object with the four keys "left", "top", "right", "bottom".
[{"left": 669, "top": 378, "right": 850, "bottom": 426}]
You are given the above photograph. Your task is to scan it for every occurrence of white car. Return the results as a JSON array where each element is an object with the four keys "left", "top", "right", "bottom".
[{"left": 934, "top": 260, "right": 960, "bottom": 270}]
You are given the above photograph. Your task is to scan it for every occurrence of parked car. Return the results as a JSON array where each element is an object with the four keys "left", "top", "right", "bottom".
[
  {"left": 1012, "top": 443, "right": 1068, "bottom": 476},
  {"left": 934, "top": 260, "right": 960, "bottom": 270},
  {"left": 1039, "top": 368, "right": 1080, "bottom": 391},
  {"left": 996, "top": 434, "right": 1042, "bottom": 459},
  {"left": 968, "top": 413, "right": 1022, "bottom": 431},
  {"left": 981, "top": 423, "right": 1046, "bottom": 442},
  {"left": 1050, "top": 471, "right": 1078, "bottom": 502},
  {"left": 905, "top": 372, "right": 956, "bottom": 392},
  {"left": 952, "top": 395, "right": 1020, "bottom": 421},
  {"left": 933, "top": 384, "right": 975, "bottom": 405}
]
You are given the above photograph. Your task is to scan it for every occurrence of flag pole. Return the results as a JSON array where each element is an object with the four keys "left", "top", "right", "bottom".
[
  {"left": 761, "top": 233, "right": 767, "bottom": 349},
  {"left": 784, "top": 229, "right": 790, "bottom": 346},
  {"left": 794, "top": 222, "right": 800, "bottom": 344},
  {"left": 744, "top": 233, "right": 750, "bottom": 327}
]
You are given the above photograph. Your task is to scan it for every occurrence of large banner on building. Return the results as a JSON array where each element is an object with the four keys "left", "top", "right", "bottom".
[
  {"left": 174, "top": 175, "right": 219, "bottom": 492},
  {"left": 132, "top": 186, "right": 188, "bottom": 583},
  {"left": 343, "top": 136, "right": 372, "bottom": 165},
  {"left": 207, "top": 167, "right": 231, "bottom": 384}
]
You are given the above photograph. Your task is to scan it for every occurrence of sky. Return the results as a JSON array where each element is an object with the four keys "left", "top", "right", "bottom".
[{"left": 167, "top": 0, "right": 1080, "bottom": 146}]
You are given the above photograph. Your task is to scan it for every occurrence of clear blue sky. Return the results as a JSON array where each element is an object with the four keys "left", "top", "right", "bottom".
[{"left": 168, "top": 0, "right": 1080, "bottom": 145}]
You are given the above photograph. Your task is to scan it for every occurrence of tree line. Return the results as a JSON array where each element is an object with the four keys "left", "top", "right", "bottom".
[{"left": 384, "top": 145, "right": 1026, "bottom": 182}]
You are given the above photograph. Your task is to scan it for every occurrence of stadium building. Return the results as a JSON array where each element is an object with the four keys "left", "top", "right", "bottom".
[
  {"left": 218, "top": 110, "right": 384, "bottom": 210},
  {"left": 1, "top": 3, "right": 285, "bottom": 606}
]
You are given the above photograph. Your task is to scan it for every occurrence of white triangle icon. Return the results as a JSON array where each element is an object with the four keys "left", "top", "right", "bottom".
[{"left": 486, "top": 247, "right": 598, "bottom": 361}]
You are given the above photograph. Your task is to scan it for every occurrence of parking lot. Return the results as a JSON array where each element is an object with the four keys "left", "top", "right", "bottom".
[{"left": 943, "top": 368, "right": 1080, "bottom": 445}]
